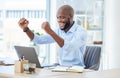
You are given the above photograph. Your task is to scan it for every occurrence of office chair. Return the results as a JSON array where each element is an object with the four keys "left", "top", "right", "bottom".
[{"left": 84, "top": 46, "right": 101, "bottom": 70}]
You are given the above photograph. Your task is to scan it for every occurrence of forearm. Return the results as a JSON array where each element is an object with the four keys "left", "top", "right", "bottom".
[
  {"left": 24, "top": 27, "right": 34, "bottom": 41},
  {"left": 49, "top": 30, "right": 64, "bottom": 47},
  {"left": 41, "top": 21, "right": 64, "bottom": 47}
]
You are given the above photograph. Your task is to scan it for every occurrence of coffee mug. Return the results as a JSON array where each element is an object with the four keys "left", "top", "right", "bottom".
[{"left": 23, "top": 63, "right": 36, "bottom": 74}]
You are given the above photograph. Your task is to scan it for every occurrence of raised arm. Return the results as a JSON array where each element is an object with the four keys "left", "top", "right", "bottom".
[
  {"left": 18, "top": 18, "right": 34, "bottom": 40},
  {"left": 41, "top": 22, "right": 64, "bottom": 47}
]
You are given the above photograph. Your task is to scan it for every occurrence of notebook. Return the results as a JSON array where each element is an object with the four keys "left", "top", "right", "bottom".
[
  {"left": 51, "top": 66, "right": 84, "bottom": 73},
  {"left": 14, "top": 45, "right": 42, "bottom": 68}
]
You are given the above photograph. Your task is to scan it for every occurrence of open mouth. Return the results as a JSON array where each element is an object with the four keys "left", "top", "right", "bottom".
[
  {"left": 59, "top": 24, "right": 65, "bottom": 29},
  {"left": 59, "top": 22, "right": 65, "bottom": 27}
]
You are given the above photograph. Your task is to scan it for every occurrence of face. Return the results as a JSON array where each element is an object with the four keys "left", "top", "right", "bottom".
[{"left": 56, "top": 9, "right": 71, "bottom": 30}]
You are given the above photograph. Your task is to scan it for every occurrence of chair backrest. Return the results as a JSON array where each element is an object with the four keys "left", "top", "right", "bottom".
[{"left": 84, "top": 46, "right": 101, "bottom": 70}]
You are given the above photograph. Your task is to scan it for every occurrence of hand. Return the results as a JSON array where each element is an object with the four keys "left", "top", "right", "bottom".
[
  {"left": 41, "top": 22, "right": 52, "bottom": 34},
  {"left": 18, "top": 18, "right": 29, "bottom": 30}
]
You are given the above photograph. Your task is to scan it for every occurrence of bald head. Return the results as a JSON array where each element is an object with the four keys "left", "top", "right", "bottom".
[
  {"left": 56, "top": 5, "right": 75, "bottom": 31},
  {"left": 57, "top": 5, "right": 74, "bottom": 17}
]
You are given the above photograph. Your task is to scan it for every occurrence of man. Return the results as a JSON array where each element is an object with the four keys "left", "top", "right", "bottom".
[{"left": 18, "top": 5, "right": 87, "bottom": 67}]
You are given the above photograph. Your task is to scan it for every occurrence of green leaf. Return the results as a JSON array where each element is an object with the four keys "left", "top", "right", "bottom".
[{"left": 36, "top": 32, "right": 40, "bottom": 35}]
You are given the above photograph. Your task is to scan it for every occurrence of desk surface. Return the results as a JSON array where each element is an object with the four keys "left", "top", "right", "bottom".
[{"left": 0, "top": 66, "right": 120, "bottom": 78}]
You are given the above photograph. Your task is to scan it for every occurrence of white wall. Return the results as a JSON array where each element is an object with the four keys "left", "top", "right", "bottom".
[{"left": 104, "top": 0, "right": 120, "bottom": 69}]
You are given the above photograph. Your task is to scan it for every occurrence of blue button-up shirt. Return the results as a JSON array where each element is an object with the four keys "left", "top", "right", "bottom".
[{"left": 32, "top": 23, "right": 87, "bottom": 67}]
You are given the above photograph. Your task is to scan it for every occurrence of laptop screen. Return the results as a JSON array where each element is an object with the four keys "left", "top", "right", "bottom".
[{"left": 14, "top": 45, "right": 41, "bottom": 68}]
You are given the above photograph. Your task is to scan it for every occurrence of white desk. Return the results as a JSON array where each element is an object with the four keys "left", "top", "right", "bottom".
[{"left": 0, "top": 66, "right": 120, "bottom": 78}]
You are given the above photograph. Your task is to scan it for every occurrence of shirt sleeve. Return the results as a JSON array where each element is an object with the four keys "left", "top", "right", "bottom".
[
  {"left": 32, "top": 33, "right": 55, "bottom": 44},
  {"left": 61, "top": 28, "right": 87, "bottom": 52}
]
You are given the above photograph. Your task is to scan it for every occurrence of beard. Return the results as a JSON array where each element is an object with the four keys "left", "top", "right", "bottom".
[{"left": 61, "top": 18, "right": 70, "bottom": 30}]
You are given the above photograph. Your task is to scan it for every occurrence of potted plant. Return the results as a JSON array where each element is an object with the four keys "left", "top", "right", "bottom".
[{"left": 30, "top": 30, "right": 43, "bottom": 55}]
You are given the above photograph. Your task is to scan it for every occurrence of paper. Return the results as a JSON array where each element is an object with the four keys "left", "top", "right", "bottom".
[
  {"left": 0, "top": 57, "right": 14, "bottom": 65},
  {"left": 51, "top": 66, "right": 84, "bottom": 73}
]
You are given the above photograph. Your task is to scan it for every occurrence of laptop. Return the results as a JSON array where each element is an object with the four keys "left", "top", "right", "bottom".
[{"left": 14, "top": 45, "right": 42, "bottom": 68}]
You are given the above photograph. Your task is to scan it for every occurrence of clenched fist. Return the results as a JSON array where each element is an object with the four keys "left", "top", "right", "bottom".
[
  {"left": 18, "top": 18, "right": 29, "bottom": 30},
  {"left": 41, "top": 22, "right": 52, "bottom": 34}
]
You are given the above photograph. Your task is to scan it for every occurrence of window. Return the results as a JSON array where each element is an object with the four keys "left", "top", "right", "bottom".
[{"left": 0, "top": 0, "right": 50, "bottom": 65}]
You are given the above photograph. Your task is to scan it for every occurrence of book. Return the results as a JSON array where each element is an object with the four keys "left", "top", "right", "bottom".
[{"left": 51, "top": 66, "right": 84, "bottom": 73}]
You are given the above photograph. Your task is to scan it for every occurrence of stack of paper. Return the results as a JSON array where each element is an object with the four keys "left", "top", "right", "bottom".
[{"left": 51, "top": 66, "right": 84, "bottom": 73}]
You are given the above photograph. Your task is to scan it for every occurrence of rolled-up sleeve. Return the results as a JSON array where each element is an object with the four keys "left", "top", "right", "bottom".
[{"left": 32, "top": 33, "right": 55, "bottom": 44}]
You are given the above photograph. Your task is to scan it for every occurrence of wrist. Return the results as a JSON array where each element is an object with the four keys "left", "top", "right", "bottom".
[{"left": 23, "top": 27, "right": 29, "bottom": 32}]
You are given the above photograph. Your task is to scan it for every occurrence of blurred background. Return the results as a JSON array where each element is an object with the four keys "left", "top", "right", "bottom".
[{"left": 0, "top": 0, "right": 120, "bottom": 70}]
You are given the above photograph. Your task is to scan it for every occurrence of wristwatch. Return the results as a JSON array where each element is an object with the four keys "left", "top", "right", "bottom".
[{"left": 23, "top": 27, "right": 29, "bottom": 32}]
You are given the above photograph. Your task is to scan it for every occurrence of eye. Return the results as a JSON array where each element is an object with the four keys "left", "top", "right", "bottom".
[{"left": 57, "top": 16, "right": 67, "bottom": 20}]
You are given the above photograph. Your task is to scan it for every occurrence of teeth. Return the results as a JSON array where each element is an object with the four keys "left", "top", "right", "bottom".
[{"left": 60, "top": 23, "right": 64, "bottom": 25}]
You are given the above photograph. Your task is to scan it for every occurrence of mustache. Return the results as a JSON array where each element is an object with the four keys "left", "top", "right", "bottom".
[{"left": 59, "top": 22, "right": 66, "bottom": 24}]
